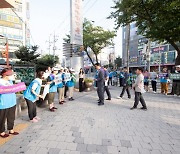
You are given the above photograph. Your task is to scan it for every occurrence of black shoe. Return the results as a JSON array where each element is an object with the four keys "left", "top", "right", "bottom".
[
  {"left": 98, "top": 103, "right": 104, "bottom": 106},
  {"left": 106, "top": 98, "right": 111, "bottom": 100},
  {"left": 71, "top": 97, "right": 74, "bottom": 100},
  {"left": 130, "top": 107, "right": 137, "bottom": 110},
  {"left": 140, "top": 107, "right": 147, "bottom": 111}
]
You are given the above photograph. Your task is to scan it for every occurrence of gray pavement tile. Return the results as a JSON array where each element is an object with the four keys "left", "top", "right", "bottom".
[
  {"left": 86, "top": 144, "right": 97, "bottom": 152},
  {"left": 120, "top": 140, "right": 132, "bottom": 148},
  {"left": 76, "top": 144, "right": 87, "bottom": 152},
  {"left": 70, "top": 127, "right": 79, "bottom": 132},
  {"left": 96, "top": 145, "right": 108, "bottom": 153},
  {"left": 48, "top": 148, "right": 61, "bottom": 154},
  {"left": 74, "top": 137, "right": 84, "bottom": 144},
  {"left": 102, "top": 139, "right": 112, "bottom": 146},
  {"left": 73, "top": 132, "right": 81, "bottom": 137}
]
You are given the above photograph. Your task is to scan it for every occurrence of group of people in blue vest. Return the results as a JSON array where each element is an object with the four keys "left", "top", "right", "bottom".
[{"left": 0, "top": 67, "right": 76, "bottom": 138}]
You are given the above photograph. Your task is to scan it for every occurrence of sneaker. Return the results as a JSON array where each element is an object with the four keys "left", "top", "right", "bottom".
[
  {"left": 117, "top": 96, "right": 122, "bottom": 99},
  {"left": 30, "top": 118, "right": 38, "bottom": 123},
  {"left": 130, "top": 107, "right": 137, "bottom": 110},
  {"left": 34, "top": 116, "right": 41, "bottom": 120},
  {"left": 140, "top": 107, "right": 147, "bottom": 111},
  {"left": 153, "top": 91, "right": 156, "bottom": 93},
  {"left": 106, "top": 98, "right": 111, "bottom": 100}
]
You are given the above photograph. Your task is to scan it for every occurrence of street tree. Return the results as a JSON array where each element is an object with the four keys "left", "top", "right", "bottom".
[
  {"left": 109, "top": 0, "right": 180, "bottom": 65},
  {"left": 63, "top": 19, "right": 116, "bottom": 66},
  {"left": 36, "top": 54, "right": 59, "bottom": 71},
  {"left": 15, "top": 45, "right": 40, "bottom": 63}
]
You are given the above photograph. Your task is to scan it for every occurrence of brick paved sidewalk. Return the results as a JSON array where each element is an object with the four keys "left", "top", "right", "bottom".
[{"left": 0, "top": 86, "right": 180, "bottom": 154}]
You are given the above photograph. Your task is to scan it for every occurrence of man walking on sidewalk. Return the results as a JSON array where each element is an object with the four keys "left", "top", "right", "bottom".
[
  {"left": 117, "top": 67, "right": 131, "bottom": 99},
  {"left": 131, "top": 67, "right": 147, "bottom": 111},
  {"left": 95, "top": 63, "right": 105, "bottom": 106}
]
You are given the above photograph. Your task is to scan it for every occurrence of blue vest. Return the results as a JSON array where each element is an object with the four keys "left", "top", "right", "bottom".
[
  {"left": 23, "top": 79, "right": 41, "bottom": 102},
  {"left": 0, "top": 81, "right": 16, "bottom": 109},
  {"left": 57, "top": 73, "right": 64, "bottom": 88},
  {"left": 49, "top": 74, "right": 57, "bottom": 92}
]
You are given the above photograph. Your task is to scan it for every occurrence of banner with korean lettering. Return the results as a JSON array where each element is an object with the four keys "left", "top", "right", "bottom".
[{"left": 70, "top": 0, "right": 83, "bottom": 45}]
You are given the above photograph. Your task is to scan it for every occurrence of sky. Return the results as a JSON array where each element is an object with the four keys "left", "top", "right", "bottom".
[{"left": 30, "top": 0, "right": 122, "bottom": 58}]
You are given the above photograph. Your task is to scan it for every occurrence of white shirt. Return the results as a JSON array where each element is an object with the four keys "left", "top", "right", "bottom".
[
  {"left": 0, "top": 79, "right": 12, "bottom": 86},
  {"left": 32, "top": 78, "right": 42, "bottom": 90}
]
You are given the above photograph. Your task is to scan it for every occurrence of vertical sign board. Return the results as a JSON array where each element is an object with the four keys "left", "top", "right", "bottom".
[{"left": 70, "top": 0, "right": 83, "bottom": 46}]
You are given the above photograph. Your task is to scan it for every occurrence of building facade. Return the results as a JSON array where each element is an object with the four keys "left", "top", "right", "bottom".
[
  {"left": 0, "top": 0, "right": 30, "bottom": 64},
  {"left": 122, "top": 23, "right": 177, "bottom": 72}
]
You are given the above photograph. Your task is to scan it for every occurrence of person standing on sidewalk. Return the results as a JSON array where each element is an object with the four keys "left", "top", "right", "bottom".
[
  {"left": 95, "top": 63, "right": 105, "bottom": 106},
  {"left": 131, "top": 67, "right": 147, "bottom": 111},
  {"left": 24, "top": 71, "right": 44, "bottom": 122},
  {"left": 104, "top": 66, "right": 111, "bottom": 100},
  {"left": 0, "top": 68, "right": 19, "bottom": 138},
  {"left": 119, "top": 68, "right": 124, "bottom": 87},
  {"left": 57, "top": 68, "right": 65, "bottom": 105},
  {"left": 168, "top": 65, "right": 180, "bottom": 96},
  {"left": 79, "top": 68, "right": 85, "bottom": 92},
  {"left": 47, "top": 68, "right": 59, "bottom": 112},
  {"left": 108, "top": 71, "right": 113, "bottom": 86},
  {"left": 117, "top": 67, "right": 131, "bottom": 99},
  {"left": 151, "top": 70, "right": 158, "bottom": 93},
  {"left": 160, "top": 67, "right": 169, "bottom": 95},
  {"left": 67, "top": 69, "right": 76, "bottom": 101}
]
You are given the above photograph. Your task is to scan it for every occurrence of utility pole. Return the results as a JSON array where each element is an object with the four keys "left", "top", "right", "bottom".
[
  {"left": 53, "top": 32, "right": 58, "bottom": 66},
  {"left": 46, "top": 34, "right": 52, "bottom": 55},
  {"left": 126, "top": 24, "right": 130, "bottom": 73}
]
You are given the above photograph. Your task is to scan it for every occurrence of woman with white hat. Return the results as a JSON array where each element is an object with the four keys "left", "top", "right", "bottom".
[{"left": 47, "top": 68, "right": 58, "bottom": 111}]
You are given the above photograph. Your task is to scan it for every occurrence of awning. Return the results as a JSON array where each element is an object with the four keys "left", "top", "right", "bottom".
[{"left": 0, "top": 0, "right": 14, "bottom": 8}]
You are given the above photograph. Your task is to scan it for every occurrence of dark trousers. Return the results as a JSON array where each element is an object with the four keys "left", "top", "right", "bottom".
[
  {"left": 79, "top": 78, "right": 84, "bottom": 92},
  {"left": 104, "top": 86, "right": 111, "bottom": 99},
  {"left": 64, "top": 86, "right": 68, "bottom": 97},
  {"left": 120, "top": 85, "right": 131, "bottom": 98},
  {"left": 151, "top": 80, "right": 157, "bottom": 92},
  {"left": 25, "top": 98, "right": 37, "bottom": 120},
  {"left": 0, "top": 105, "right": 16, "bottom": 133},
  {"left": 172, "top": 82, "right": 180, "bottom": 95},
  {"left": 119, "top": 78, "right": 123, "bottom": 87},
  {"left": 133, "top": 92, "right": 147, "bottom": 108},
  {"left": 97, "top": 85, "right": 104, "bottom": 103},
  {"left": 108, "top": 77, "right": 112, "bottom": 86}
]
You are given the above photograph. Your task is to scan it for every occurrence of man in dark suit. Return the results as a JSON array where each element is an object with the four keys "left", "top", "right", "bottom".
[{"left": 95, "top": 63, "right": 105, "bottom": 106}]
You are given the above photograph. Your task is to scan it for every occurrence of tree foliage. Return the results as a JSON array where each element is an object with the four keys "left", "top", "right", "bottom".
[
  {"left": 83, "top": 19, "right": 116, "bottom": 64},
  {"left": 63, "top": 19, "right": 116, "bottom": 66},
  {"left": 109, "top": 0, "right": 180, "bottom": 65},
  {"left": 36, "top": 54, "right": 59, "bottom": 71},
  {"left": 15, "top": 45, "right": 40, "bottom": 63}
]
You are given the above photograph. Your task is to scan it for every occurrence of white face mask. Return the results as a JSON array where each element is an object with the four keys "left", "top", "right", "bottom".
[{"left": 8, "top": 75, "right": 15, "bottom": 81}]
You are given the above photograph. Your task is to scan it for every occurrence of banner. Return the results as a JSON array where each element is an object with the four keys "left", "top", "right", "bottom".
[
  {"left": 0, "top": 82, "right": 26, "bottom": 94},
  {"left": 170, "top": 73, "right": 180, "bottom": 80},
  {"left": 159, "top": 73, "right": 168, "bottom": 78},
  {"left": 70, "top": 0, "right": 83, "bottom": 45}
]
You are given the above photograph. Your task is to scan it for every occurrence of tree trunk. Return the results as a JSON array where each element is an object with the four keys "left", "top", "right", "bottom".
[
  {"left": 85, "top": 50, "right": 95, "bottom": 66},
  {"left": 95, "top": 54, "right": 98, "bottom": 63},
  {"left": 166, "top": 37, "right": 180, "bottom": 65}
]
